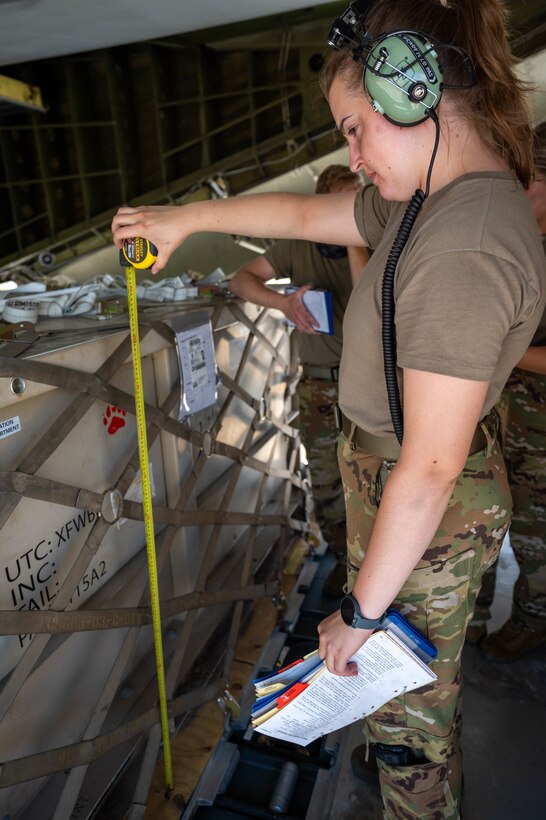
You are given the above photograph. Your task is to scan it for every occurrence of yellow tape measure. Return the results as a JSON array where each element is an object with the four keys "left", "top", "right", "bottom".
[
  {"left": 123, "top": 239, "right": 173, "bottom": 790},
  {"left": 120, "top": 236, "right": 159, "bottom": 270}
]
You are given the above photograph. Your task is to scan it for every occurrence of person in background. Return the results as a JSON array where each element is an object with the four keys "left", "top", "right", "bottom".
[
  {"left": 467, "top": 121, "right": 546, "bottom": 660},
  {"left": 111, "top": 2, "right": 544, "bottom": 815},
  {"left": 229, "top": 164, "right": 369, "bottom": 597}
]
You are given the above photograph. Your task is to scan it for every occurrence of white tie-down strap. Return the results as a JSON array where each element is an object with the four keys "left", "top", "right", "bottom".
[
  {"left": 134, "top": 277, "right": 198, "bottom": 302},
  {"left": 0, "top": 273, "right": 203, "bottom": 323},
  {"left": 1, "top": 286, "right": 100, "bottom": 322},
  {"left": 2, "top": 298, "right": 41, "bottom": 324},
  {"left": 36, "top": 285, "right": 100, "bottom": 317}
]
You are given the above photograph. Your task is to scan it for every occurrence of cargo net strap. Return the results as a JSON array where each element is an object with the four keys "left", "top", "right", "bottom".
[{"left": 0, "top": 301, "right": 312, "bottom": 807}]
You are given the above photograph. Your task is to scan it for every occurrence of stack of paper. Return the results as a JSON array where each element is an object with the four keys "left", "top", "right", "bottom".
[{"left": 251, "top": 627, "right": 437, "bottom": 747}]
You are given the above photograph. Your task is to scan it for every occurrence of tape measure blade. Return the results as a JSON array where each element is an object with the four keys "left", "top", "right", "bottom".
[{"left": 125, "top": 265, "right": 173, "bottom": 788}]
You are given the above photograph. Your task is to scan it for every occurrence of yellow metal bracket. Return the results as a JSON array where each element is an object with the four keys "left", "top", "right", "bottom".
[{"left": 0, "top": 74, "right": 45, "bottom": 115}]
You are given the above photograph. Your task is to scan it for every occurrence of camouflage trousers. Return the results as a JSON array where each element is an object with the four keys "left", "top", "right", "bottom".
[
  {"left": 472, "top": 368, "right": 546, "bottom": 628},
  {"left": 338, "top": 427, "right": 511, "bottom": 820},
  {"left": 297, "top": 378, "right": 346, "bottom": 555}
]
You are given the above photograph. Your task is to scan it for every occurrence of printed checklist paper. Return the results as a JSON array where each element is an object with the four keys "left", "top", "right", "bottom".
[{"left": 251, "top": 630, "right": 437, "bottom": 746}]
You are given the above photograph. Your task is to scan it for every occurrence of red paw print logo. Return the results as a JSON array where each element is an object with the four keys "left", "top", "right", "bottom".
[{"left": 103, "top": 405, "right": 126, "bottom": 435}]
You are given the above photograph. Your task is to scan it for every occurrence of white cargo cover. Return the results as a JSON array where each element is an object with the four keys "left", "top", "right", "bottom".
[{"left": 0, "top": 295, "right": 307, "bottom": 817}]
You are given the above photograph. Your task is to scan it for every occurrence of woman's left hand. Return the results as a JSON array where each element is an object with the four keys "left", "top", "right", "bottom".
[{"left": 317, "top": 610, "right": 372, "bottom": 677}]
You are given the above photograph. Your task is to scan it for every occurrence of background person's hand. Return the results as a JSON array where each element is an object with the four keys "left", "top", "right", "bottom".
[{"left": 283, "top": 284, "right": 320, "bottom": 333}]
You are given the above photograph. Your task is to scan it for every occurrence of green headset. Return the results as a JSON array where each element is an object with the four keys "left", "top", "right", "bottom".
[{"left": 328, "top": 3, "right": 476, "bottom": 127}]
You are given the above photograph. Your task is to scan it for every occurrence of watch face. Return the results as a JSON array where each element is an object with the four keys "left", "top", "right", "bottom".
[{"left": 340, "top": 595, "right": 354, "bottom": 626}]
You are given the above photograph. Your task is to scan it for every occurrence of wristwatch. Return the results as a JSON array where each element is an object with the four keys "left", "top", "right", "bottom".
[{"left": 340, "top": 593, "right": 383, "bottom": 630}]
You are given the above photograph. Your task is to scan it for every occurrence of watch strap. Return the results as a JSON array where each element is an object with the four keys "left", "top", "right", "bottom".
[{"left": 342, "top": 593, "right": 383, "bottom": 630}]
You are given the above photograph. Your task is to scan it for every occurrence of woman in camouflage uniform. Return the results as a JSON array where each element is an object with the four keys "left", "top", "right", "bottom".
[{"left": 112, "top": 2, "right": 545, "bottom": 816}]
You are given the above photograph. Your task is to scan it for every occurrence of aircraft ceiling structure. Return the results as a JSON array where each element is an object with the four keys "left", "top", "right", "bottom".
[
  {"left": 0, "top": 0, "right": 337, "bottom": 67},
  {"left": 0, "top": 0, "right": 545, "bottom": 270}
]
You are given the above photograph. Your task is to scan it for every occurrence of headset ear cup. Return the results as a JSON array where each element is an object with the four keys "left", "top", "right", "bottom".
[{"left": 364, "top": 32, "right": 443, "bottom": 126}]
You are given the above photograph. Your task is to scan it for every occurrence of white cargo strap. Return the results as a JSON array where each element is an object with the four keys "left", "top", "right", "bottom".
[
  {"left": 0, "top": 275, "right": 212, "bottom": 324},
  {"left": 135, "top": 275, "right": 199, "bottom": 302},
  {"left": 2, "top": 298, "right": 40, "bottom": 323}
]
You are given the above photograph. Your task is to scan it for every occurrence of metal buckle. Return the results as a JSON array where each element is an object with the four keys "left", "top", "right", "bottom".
[
  {"left": 202, "top": 430, "right": 214, "bottom": 458},
  {"left": 217, "top": 689, "right": 241, "bottom": 719},
  {"left": 272, "top": 589, "right": 288, "bottom": 616}
]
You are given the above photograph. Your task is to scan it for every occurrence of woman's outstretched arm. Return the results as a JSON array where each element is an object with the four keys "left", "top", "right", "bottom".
[{"left": 111, "top": 190, "right": 365, "bottom": 274}]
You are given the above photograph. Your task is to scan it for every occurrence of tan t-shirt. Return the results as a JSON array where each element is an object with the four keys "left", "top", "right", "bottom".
[
  {"left": 265, "top": 239, "right": 354, "bottom": 368},
  {"left": 340, "top": 172, "right": 546, "bottom": 434}
]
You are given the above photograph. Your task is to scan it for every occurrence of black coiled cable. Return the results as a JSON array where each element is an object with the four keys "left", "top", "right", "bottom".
[
  {"left": 381, "top": 188, "right": 426, "bottom": 444},
  {"left": 382, "top": 110, "right": 440, "bottom": 445}
]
